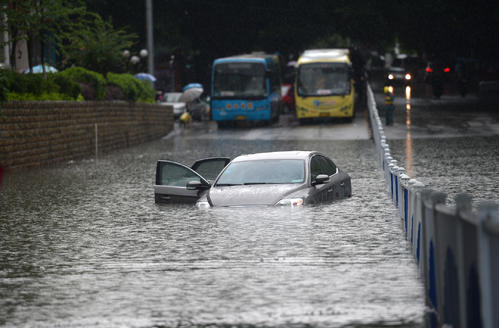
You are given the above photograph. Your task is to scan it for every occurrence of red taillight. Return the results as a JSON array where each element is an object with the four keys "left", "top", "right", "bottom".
[
  {"left": 444, "top": 67, "right": 451, "bottom": 73},
  {"left": 425, "top": 67, "right": 433, "bottom": 73}
]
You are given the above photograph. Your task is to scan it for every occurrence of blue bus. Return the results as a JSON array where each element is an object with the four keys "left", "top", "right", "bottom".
[{"left": 210, "top": 53, "right": 281, "bottom": 127}]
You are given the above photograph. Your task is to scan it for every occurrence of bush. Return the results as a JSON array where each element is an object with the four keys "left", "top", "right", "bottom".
[
  {"left": 7, "top": 92, "right": 75, "bottom": 101},
  {"left": 2, "top": 70, "right": 81, "bottom": 100},
  {"left": 1, "top": 67, "right": 154, "bottom": 103},
  {"left": 0, "top": 70, "right": 7, "bottom": 103},
  {"left": 5, "top": 70, "right": 59, "bottom": 95},
  {"left": 106, "top": 73, "right": 154, "bottom": 103},
  {"left": 52, "top": 74, "right": 81, "bottom": 99},
  {"left": 59, "top": 67, "right": 106, "bottom": 100},
  {"left": 133, "top": 79, "right": 155, "bottom": 103}
]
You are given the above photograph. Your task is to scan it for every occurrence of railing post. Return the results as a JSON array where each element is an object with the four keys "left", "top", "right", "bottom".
[
  {"left": 422, "top": 189, "right": 447, "bottom": 327},
  {"left": 478, "top": 202, "right": 499, "bottom": 328},
  {"left": 409, "top": 180, "right": 425, "bottom": 265},
  {"left": 455, "top": 193, "right": 475, "bottom": 328},
  {"left": 399, "top": 173, "right": 410, "bottom": 239}
]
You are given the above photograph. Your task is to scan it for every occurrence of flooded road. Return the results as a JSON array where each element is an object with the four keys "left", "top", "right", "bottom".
[
  {"left": 371, "top": 81, "right": 499, "bottom": 205},
  {"left": 0, "top": 110, "right": 428, "bottom": 327}
]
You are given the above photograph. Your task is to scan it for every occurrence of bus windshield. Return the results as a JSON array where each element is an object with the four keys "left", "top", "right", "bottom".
[
  {"left": 213, "top": 62, "right": 267, "bottom": 99},
  {"left": 297, "top": 62, "right": 350, "bottom": 96}
]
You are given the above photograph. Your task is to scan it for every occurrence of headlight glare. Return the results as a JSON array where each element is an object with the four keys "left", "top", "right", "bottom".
[
  {"left": 388, "top": 74, "right": 394, "bottom": 80},
  {"left": 405, "top": 73, "right": 412, "bottom": 80}
]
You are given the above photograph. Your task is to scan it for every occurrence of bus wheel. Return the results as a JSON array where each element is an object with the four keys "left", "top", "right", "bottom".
[{"left": 217, "top": 121, "right": 228, "bottom": 129}]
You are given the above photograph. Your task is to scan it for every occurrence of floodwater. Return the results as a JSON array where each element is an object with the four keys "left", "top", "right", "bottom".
[
  {"left": 372, "top": 83, "right": 499, "bottom": 206},
  {"left": 0, "top": 125, "right": 426, "bottom": 327}
]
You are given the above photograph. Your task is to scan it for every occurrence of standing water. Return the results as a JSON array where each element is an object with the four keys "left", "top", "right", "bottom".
[{"left": 0, "top": 134, "right": 425, "bottom": 327}]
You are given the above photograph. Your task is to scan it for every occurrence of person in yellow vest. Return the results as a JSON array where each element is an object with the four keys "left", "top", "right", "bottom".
[
  {"left": 179, "top": 111, "right": 192, "bottom": 127},
  {"left": 384, "top": 86, "right": 395, "bottom": 126}
]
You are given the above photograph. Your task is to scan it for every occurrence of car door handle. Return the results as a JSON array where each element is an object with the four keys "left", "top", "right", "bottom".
[
  {"left": 340, "top": 182, "right": 345, "bottom": 186},
  {"left": 327, "top": 188, "right": 333, "bottom": 193}
]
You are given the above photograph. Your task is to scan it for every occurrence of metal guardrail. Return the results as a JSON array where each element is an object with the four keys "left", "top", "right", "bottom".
[{"left": 366, "top": 84, "right": 498, "bottom": 328}]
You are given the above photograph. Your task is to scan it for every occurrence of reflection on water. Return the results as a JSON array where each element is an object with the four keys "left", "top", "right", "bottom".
[
  {"left": 405, "top": 86, "right": 413, "bottom": 177},
  {"left": 0, "top": 138, "right": 425, "bottom": 327}
]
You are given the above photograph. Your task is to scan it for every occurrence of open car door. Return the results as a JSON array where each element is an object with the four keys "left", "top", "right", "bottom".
[{"left": 154, "top": 157, "right": 230, "bottom": 204}]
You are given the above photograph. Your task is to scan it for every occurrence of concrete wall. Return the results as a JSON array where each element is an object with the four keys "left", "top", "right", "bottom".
[{"left": 0, "top": 101, "right": 173, "bottom": 169}]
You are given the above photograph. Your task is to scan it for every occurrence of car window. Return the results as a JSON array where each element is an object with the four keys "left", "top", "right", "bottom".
[
  {"left": 192, "top": 158, "right": 230, "bottom": 181},
  {"left": 157, "top": 161, "right": 202, "bottom": 187},
  {"left": 164, "top": 93, "right": 182, "bottom": 102},
  {"left": 310, "top": 156, "right": 323, "bottom": 180},
  {"left": 216, "top": 159, "right": 305, "bottom": 185},
  {"left": 310, "top": 155, "right": 336, "bottom": 179},
  {"left": 321, "top": 157, "right": 337, "bottom": 175}
]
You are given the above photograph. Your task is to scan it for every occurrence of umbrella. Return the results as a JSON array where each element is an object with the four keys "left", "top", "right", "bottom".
[
  {"left": 179, "top": 83, "right": 203, "bottom": 103},
  {"left": 182, "top": 83, "right": 203, "bottom": 91},
  {"left": 24, "top": 64, "right": 58, "bottom": 74},
  {"left": 134, "top": 73, "right": 156, "bottom": 82}
]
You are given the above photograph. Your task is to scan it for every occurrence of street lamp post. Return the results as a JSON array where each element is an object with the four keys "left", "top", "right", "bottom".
[{"left": 146, "top": 0, "right": 154, "bottom": 75}]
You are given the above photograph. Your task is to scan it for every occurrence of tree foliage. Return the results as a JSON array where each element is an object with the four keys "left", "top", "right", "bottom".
[
  {"left": 59, "top": 15, "right": 137, "bottom": 74},
  {"left": 0, "top": 0, "right": 88, "bottom": 72},
  {"left": 0, "top": 0, "right": 137, "bottom": 74}
]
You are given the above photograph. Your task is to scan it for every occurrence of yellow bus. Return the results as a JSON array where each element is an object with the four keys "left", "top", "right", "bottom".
[{"left": 295, "top": 49, "right": 355, "bottom": 123}]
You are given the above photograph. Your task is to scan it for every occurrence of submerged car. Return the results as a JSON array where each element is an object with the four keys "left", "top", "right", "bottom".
[{"left": 154, "top": 151, "right": 352, "bottom": 207}]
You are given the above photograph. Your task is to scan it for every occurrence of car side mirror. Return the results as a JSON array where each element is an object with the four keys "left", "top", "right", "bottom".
[
  {"left": 312, "top": 174, "right": 329, "bottom": 186},
  {"left": 186, "top": 180, "right": 210, "bottom": 190}
]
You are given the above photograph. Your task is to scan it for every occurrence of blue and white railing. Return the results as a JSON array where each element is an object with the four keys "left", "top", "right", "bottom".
[{"left": 367, "top": 84, "right": 498, "bottom": 328}]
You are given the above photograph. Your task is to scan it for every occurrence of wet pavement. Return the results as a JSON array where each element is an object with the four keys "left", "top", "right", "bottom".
[
  {"left": 370, "top": 80, "right": 499, "bottom": 206},
  {"left": 1, "top": 83, "right": 497, "bottom": 327}
]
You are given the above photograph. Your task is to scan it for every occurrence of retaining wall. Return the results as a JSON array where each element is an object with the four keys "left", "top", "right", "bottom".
[
  {"left": 367, "top": 85, "right": 498, "bottom": 328},
  {"left": 0, "top": 101, "right": 173, "bottom": 169}
]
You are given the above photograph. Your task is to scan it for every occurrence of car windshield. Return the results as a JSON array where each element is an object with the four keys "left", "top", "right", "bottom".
[
  {"left": 297, "top": 62, "right": 350, "bottom": 96},
  {"left": 213, "top": 62, "right": 267, "bottom": 99},
  {"left": 216, "top": 159, "right": 305, "bottom": 185}
]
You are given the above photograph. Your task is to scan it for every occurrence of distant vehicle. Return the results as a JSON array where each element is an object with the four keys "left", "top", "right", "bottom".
[
  {"left": 210, "top": 53, "right": 282, "bottom": 128},
  {"left": 161, "top": 92, "right": 187, "bottom": 119},
  {"left": 295, "top": 49, "right": 355, "bottom": 123},
  {"left": 154, "top": 151, "right": 352, "bottom": 207},
  {"left": 281, "top": 83, "right": 295, "bottom": 113},
  {"left": 424, "top": 60, "right": 452, "bottom": 98},
  {"left": 385, "top": 54, "right": 412, "bottom": 85}
]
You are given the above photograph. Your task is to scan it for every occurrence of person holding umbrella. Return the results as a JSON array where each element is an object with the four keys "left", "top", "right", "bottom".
[{"left": 179, "top": 83, "right": 204, "bottom": 125}]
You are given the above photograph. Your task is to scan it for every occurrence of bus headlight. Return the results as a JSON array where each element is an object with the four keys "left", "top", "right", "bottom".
[
  {"left": 388, "top": 74, "right": 394, "bottom": 80},
  {"left": 275, "top": 198, "right": 304, "bottom": 207},
  {"left": 405, "top": 73, "right": 412, "bottom": 80}
]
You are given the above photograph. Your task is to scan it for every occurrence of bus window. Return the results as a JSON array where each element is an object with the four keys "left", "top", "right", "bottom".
[
  {"left": 298, "top": 63, "right": 350, "bottom": 96},
  {"left": 213, "top": 62, "right": 267, "bottom": 98}
]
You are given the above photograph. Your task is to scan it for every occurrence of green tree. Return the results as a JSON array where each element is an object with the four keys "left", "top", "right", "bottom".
[
  {"left": 0, "top": 0, "right": 88, "bottom": 73},
  {"left": 59, "top": 14, "right": 137, "bottom": 74}
]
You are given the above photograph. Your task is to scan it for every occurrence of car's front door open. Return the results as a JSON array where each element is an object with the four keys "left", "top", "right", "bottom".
[{"left": 154, "top": 160, "right": 209, "bottom": 204}]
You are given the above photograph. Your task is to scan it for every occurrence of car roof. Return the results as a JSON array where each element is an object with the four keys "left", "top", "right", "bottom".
[{"left": 231, "top": 151, "right": 317, "bottom": 162}]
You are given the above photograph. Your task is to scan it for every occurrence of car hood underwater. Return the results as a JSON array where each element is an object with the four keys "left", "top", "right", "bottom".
[{"left": 207, "top": 183, "right": 306, "bottom": 207}]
